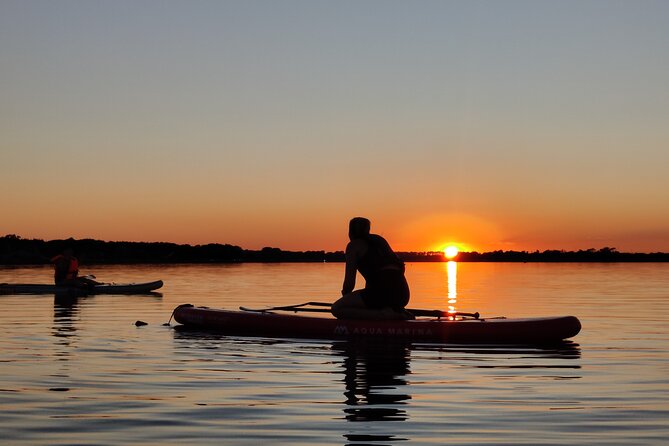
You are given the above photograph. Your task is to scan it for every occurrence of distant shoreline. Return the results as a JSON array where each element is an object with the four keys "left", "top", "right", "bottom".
[{"left": 1, "top": 235, "right": 668, "bottom": 264}]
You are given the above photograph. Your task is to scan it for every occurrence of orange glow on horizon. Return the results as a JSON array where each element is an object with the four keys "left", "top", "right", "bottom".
[{"left": 393, "top": 213, "right": 506, "bottom": 254}]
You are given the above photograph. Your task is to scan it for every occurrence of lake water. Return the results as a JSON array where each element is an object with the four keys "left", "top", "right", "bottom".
[{"left": 1, "top": 262, "right": 668, "bottom": 445}]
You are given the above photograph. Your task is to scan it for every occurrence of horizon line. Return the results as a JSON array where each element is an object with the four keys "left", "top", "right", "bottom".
[{"left": 2, "top": 234, "right": 668, "bottom": 256}]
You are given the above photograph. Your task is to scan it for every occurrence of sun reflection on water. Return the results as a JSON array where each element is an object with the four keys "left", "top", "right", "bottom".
[{"left": 447, "top": 260, "right": 457, "bottom": 316}]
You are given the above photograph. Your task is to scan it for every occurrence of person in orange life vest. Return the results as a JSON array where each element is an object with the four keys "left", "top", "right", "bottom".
[
  {"left": 331, "top": 217, "right": 413, "bottom": 320},
  {"left": 51, "top": 248, "right": 79, "bottom": 285},
  {"left": 51, "top": 248, "right": 99, "bottom": 287}
]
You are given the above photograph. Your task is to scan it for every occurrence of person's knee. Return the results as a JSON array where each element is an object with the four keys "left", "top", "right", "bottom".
[{"left": 331, "top": 298, "right": 344, "bottom": 318}]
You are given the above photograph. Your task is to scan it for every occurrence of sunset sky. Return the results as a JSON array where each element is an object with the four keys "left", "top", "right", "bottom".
[{"left": 2, "top": 1, "right": 668, "bottom": 253}]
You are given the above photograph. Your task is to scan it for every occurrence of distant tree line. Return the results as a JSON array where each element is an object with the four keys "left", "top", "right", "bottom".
[
  {"left": 455, "top": 247, "right": 669, "bottom": 262},
  {"left": 1, "top": 235, "right": 668, "bottom": 265},
  {"left": 0, "top": 235, "right": 341, "bottom": 264}
]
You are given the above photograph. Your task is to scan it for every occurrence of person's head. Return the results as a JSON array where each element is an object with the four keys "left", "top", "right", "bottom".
[{"left": 348, "top": 217, "right": 371, "bottom": 241}]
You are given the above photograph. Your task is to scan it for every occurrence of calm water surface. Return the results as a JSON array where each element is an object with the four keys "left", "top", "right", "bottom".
[{"left": 1, "top": 262, "right": 668, "bottom": 445}]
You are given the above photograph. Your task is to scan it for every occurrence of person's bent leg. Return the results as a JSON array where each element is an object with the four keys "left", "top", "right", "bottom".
[
  {"left": 332, "top": 291, "right": 408, "bottom": 320},
  {"left": 332, "top": 291, "right": 367, "bottom": 319}
]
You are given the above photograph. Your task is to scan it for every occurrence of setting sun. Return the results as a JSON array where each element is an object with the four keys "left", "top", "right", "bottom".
[{"left": 444, "top": 245, "right": 460, "bottom": 259}]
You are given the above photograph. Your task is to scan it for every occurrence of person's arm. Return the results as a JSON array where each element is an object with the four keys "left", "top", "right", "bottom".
[
  {"left": 52, "top": 256, "right": 66, "bottom": 274},
  {"left": 341, "top": 241, "right": 359, "bottom": 295}
]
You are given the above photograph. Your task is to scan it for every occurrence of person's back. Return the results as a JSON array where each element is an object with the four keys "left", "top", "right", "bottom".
[
  {"left": 356, "top": 234, "right": 404, "bottom": 281},
  {"left": 51, "top": 249, "right": 79, "bottom": 285}
]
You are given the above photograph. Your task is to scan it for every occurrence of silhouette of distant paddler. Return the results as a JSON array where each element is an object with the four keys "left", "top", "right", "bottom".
[{"left": 51, "top": 248, "right": 99, "bottom": 288}]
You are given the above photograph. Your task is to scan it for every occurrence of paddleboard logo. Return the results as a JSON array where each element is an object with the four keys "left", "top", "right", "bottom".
[
  {"left": 333, "top": 324, "right": 433, "bottom": 337},
  {"left": 334, "top": 325, "right": 350, "bottom": 335}
]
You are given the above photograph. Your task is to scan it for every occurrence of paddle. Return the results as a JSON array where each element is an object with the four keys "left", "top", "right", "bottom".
[
  {"left": 240, "top": 304, "right": 332, "bottom": 313},
  {"left": 408, "top": 308, "right": 480, "bottom": 319},
  {"left": 240, "top": 301, "right": 480, "bottom": 319}
]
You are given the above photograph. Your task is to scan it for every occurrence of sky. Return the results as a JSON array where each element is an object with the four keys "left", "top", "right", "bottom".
[{"left": 1, "top": 0, "right": 668, "bottom": 253}]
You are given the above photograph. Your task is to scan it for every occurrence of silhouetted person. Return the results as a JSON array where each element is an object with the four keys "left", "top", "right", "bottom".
[
  {"left": 332, "top": 217, "right": 411, "bottom": 320},
  {"left": 51, "top": 248, "right": 98, "bottom": 288}
]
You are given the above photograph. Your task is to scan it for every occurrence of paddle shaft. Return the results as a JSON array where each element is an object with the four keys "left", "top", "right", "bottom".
[
  {"left": 408, "top": 309, "right": 480, "bottom": 319},
  {"left": 240, "top": 302, "right": 480, "bottom": 319}
]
